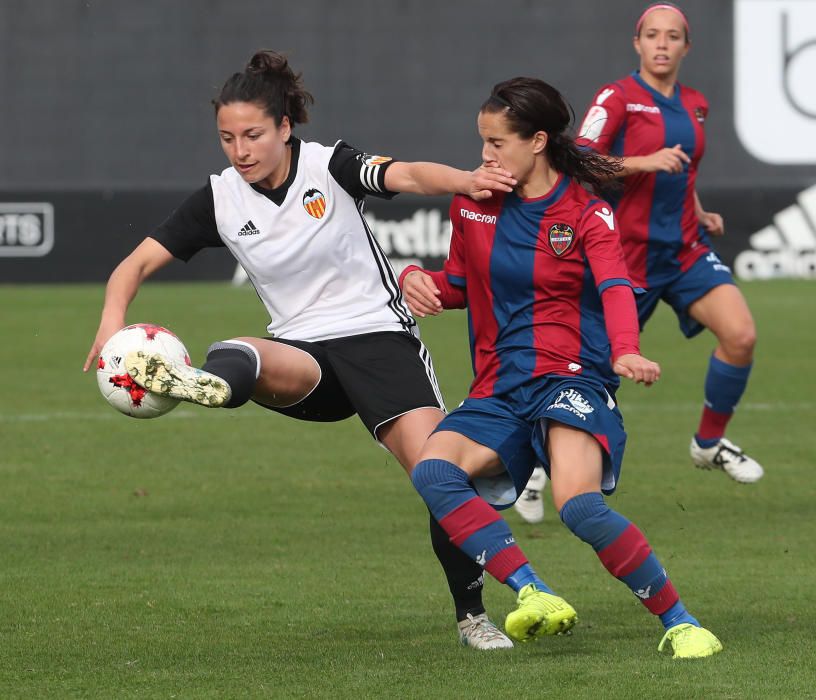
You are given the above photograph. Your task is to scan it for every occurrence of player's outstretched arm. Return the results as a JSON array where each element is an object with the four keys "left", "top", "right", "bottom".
[
  {"left": 399, "top": 265, "right": 466, "bottom": 316},
  {"left": 83, "top": 238, "right": 175, "bottom": 372},
  {"left": 613, "top": 353, "right": 661, "bottom": 386},
  {"left": 384, "top": 162, "right": 516, "bottom": 201},
  {"left": 401, "top": 269, "right": 443, "bottom": 317}
]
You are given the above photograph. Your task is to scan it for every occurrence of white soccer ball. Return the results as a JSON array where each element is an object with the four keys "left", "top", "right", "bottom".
[{"left": 96, "top": 323, "right": 191, "bottom": 419}]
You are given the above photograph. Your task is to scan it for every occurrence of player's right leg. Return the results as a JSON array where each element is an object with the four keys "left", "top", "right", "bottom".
[
  {"left": 384, "top": 419, "right": 514, "bottom": 650},
  {"left": 411, "top": 420, "right": 577, "bottom": 644},
  {"left": 126, "top": 337, "right": 320, "bottom": 409},
  {"left": 663, "top": 266, "right": 762, "bottom": 483}
]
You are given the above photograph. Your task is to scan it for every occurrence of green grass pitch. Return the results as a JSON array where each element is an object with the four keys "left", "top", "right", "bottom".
[{"left": 0, "top": 280, "right": 813, "bottom": 698}]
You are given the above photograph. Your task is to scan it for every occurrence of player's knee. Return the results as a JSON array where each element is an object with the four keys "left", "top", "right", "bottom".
[
  {"left": 201, "top": 340, "right": 261, "bottom": 409},
  {"left": 207, "top": 339, "right": 261, "bottom": 371},
  {"left": 720, "top": 323, "right": 756, "bottom": 362},
  {"left": 411, "top": 459, "right": 468, "bottom": 495}
]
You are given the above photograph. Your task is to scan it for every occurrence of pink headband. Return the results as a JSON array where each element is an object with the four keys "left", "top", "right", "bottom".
[{"left": 635, "top": 4, "right": 689, "bottom": 35}]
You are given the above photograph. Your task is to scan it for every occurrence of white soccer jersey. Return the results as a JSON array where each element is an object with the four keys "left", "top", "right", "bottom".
[{"left": 152, "top": 138, "right": 415, "bottom": 342}]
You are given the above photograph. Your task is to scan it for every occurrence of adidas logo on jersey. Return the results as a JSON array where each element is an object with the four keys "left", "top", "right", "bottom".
[
  {"left": 237, "top": 220, "right": 261, "bottom": 236},
  {"left": 734, "top": 183, "right": 816, "bottom": 279}
]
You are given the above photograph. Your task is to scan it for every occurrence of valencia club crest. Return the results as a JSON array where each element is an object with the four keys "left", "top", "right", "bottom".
[
  {"left": 548, "top": 223, "right": 574, "bottom": 256},
  {"left": 303, "top": 188, "right": 327, "bottom": 219}
]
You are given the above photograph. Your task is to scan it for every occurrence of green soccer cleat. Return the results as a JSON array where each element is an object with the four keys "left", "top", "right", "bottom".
[
  {"left": 125, "top": 351, "right": 231, "bottom": 408},
  {"left": 658, "top": 623, "right": 723, "bottom": 659},
  {"left": 504, "top": 584, "right": 578, "bottom": 642}
]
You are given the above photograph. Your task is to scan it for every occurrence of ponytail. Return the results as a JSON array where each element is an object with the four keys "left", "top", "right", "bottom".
[{"left": 547, "top": 131, "right": 622, "bottom": 192}]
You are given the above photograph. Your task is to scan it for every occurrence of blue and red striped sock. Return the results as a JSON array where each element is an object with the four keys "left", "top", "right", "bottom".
[
  {"left": 412, "top": 459, "right": 551, "bottom": 593},
  {"left": 695, "top": 354, "right": 752, "bottom": 448},
  {"left": 560, "top": 492, "right": 698, "bottom": 630}
]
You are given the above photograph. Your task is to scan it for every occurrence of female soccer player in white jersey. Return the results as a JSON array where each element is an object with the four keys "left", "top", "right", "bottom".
[{"left": 83, "top": 49, "right": 518, "bottom": 650}]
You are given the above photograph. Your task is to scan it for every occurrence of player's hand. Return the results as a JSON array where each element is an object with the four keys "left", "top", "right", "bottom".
[
  {"left": 698, "top": 210, "right": 724, "bottom": 236},
  {"left": 402, "top": 270, "right": 443, "bottom": 317},
  {"left": 467, "top": 162, "right": 516, "bottom": 201},
  {"left": 642, "top": 144, "right": 690, "bottom": 174},
  {"left": 83, "top": 319, "right": 125, "bottom": 372},
  {"left": 613, "top": 353, "right": 661, "bottom": 386}
]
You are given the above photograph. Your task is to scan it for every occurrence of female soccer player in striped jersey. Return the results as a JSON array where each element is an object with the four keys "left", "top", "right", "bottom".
[
  {"left": 575, "top": 2, "right": 762, "bottom": 484},
  {"left": 401, "top": 77, "right": 722, "bottom": 658},
  {"left": 83, "top": 49, "right": 520, "bottom": 650}
]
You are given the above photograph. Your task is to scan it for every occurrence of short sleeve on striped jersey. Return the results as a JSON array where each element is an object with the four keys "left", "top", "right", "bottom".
[{"left": 328, "top": 141, "right": 398, "bottom": 200}]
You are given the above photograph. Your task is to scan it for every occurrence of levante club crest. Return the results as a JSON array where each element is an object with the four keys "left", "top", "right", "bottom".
[
  {"left": 303, "top": 188, "right": 327, "bottom": 219},
  {"left": 548, "top": 223, "right": 574, "bottom": 256}
]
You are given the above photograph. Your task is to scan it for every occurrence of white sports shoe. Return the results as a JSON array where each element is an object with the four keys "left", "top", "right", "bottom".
[
  {"left": 457, "top": 613, "right": 514, "bottom": 650},
  {"left": 125, "top": 351, "right": 231, "bottom": 408},
  {"left": 514, "top": 466, "right": 547, "bottom": 524},
  {"left": 690, "top": 436, "right": 764, "bottom": 484}
]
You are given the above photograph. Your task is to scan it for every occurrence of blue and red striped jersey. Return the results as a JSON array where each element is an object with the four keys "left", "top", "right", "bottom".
[
  {"left": 577, "top": 71, "right": 711, "bottom": 288},
  {"left": 443, "top": 176, "right": 635, "bottom": 399}
]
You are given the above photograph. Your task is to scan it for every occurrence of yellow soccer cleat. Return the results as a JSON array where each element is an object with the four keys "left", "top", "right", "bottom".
[
  {"left": 504, "top": 584, "right": 578, "bottom": 642},
  {"left": 658, "top": 623, "right": 723, "bottom": 659}
]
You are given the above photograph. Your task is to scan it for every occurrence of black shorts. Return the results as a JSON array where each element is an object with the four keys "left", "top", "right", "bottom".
[{"left": 256, "top": 331, "right": 445, "bottom": 437}]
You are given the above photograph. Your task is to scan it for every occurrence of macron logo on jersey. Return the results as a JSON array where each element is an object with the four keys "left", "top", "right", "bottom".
[
  {"left": 460, "top": 208, "right": 497, "bottom": 224},
  {"left": 626, "top": 103, "right": 660, "bottom": 114}
]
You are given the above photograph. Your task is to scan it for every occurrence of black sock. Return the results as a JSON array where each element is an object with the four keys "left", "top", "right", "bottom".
[
  {"left": 201, "top": 343, "right": 258, "bottom": 409},
  {"left": 429, "top": 513, "right": 485, "bottom": 622}
]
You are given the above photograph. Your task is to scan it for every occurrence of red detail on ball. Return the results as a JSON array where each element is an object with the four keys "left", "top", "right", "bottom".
[
  {"left": 110, "top": 373, "right": 147, "bottom": 407},
  {"left": 129, "top": 323, "right": 173, "bottom": 341}
]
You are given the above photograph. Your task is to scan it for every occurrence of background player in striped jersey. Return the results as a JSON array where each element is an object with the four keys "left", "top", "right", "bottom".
[
  {"left": 83, "top": 50, "right": 520, "bottom": 650},
  {"left": 573, "top": 2, "right": 763, "bottom": 485},
  {"left": 401, "top": 77, "right": 722, "bottom": 658}
]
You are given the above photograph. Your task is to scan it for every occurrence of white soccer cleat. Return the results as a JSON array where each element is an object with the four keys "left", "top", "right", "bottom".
[
  {"left": 690, "top": 436, "right": 764, "bottom": 484},
  {"left": 125, "top": 351, "right": 231, "bottom": 408},
  {"left": 457, "top": 613, "right": 514, "bottom": 650},
  {"left": 514, "top": 465, "right": 547, "bottom": 524}
]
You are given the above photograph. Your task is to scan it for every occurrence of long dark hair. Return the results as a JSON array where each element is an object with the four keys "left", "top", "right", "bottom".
[
  {"left": 481, "top": 78, "right": 621, "bottom": 191},
  {"left": 214, "top": 50, "right": 314, "bottom": 126}
]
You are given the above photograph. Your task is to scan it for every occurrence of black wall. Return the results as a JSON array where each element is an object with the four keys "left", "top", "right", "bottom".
[{"left": 2, "top": 0, "right": 815, "bottom": 281}]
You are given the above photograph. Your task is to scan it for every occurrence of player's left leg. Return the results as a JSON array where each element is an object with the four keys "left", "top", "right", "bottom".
[
  {"left": 687, "top": 284, "right": 763, "bottom": 483},
  {"left": 379, "top": 408, "right": 512, "bottom": 650},
  {"left": 548, "top": 422, "right": 722, "bottom": 659},
  {"left": 346, "top": 330, "right": 511, "bottom": 651}
]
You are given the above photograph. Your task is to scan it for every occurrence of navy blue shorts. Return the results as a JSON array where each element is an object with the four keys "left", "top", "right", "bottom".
[
  {"left": 637, "top": 251, "right": 735, "bottom": 338},
  {"left": 434, "top": 376, "right": 627, "bottom": 507}
]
